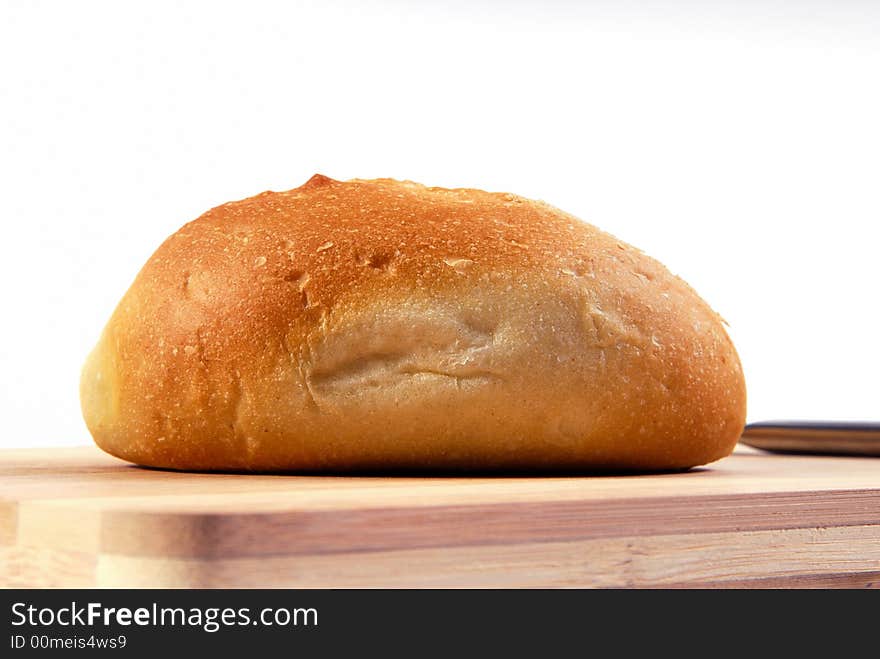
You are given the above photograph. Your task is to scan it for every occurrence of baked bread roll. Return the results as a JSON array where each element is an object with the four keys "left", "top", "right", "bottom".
[{"left": 81, "top": 174, "right": 746, "bottom": 471}]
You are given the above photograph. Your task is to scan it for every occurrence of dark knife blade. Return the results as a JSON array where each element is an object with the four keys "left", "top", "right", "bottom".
[{"left": 739, "top": 421, "right": 880, "bottom": 457}]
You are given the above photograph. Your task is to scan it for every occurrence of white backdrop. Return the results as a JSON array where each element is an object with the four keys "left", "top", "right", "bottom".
[{"left": 2, "top": 1, "right": 878, "bottom": 448}]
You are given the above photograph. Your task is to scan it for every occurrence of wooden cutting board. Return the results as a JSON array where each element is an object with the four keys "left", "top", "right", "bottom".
[{"left": 2, "top": 446, "right": 879, "bottom": 588}]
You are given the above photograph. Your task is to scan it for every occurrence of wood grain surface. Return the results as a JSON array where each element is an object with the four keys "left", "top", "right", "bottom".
[{"left": 2, "top": 446, "right": 879, "bottom": 588}]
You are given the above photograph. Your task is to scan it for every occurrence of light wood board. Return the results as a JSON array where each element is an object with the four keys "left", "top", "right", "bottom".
[{"left": 2, "top": 446, "right": 879, "bottom": 588}]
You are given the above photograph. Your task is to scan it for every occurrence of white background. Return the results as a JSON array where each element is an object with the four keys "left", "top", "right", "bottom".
[{"left": 2, "top": 1, "right": 878, "bottom": 449}]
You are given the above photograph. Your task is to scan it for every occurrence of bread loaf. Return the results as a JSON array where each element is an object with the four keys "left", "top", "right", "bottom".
[{"left": 81, "top": 174, "right": 746, "bottom": 471}]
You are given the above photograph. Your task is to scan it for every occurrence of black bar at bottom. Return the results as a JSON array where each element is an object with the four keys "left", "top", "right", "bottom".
[{"left": 1, "top": 589, "right": 874, "bottom": 653}]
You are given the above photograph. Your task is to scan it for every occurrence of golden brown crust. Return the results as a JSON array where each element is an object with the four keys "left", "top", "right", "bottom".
[{"left": 81, "top": 174, "right": 746, "bottom": 471}]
